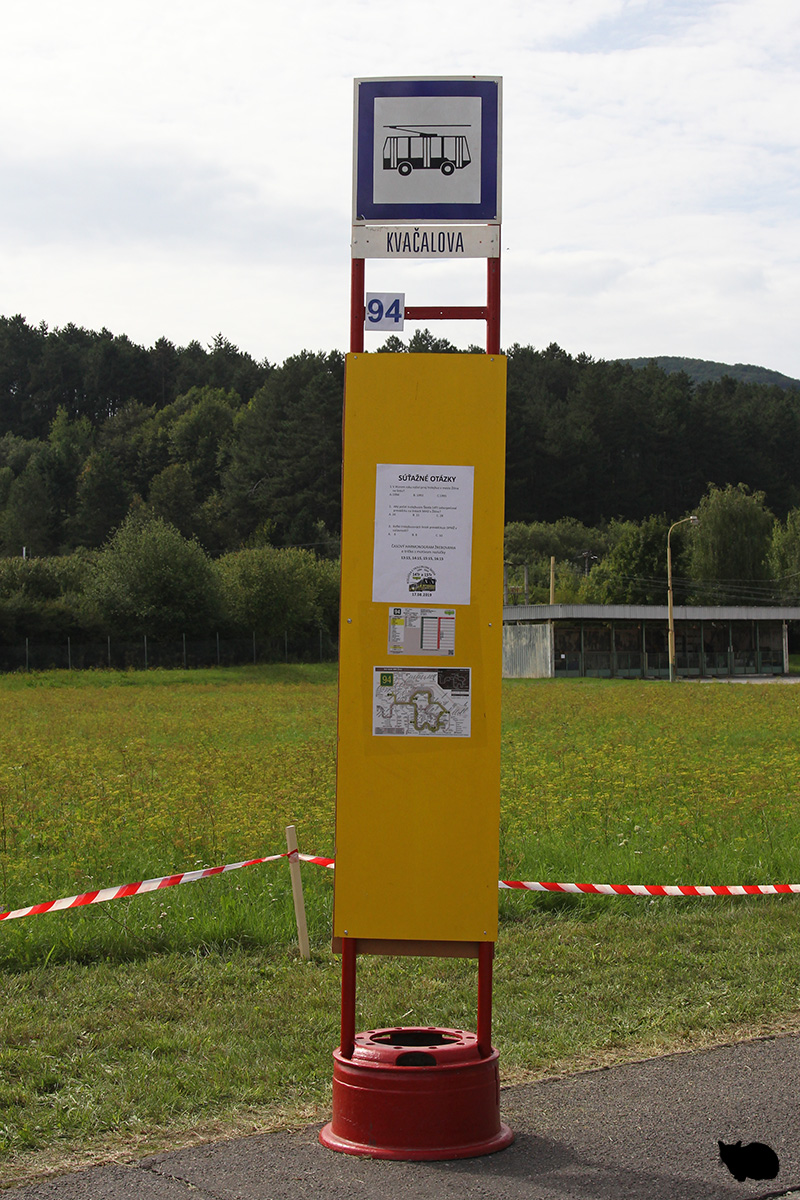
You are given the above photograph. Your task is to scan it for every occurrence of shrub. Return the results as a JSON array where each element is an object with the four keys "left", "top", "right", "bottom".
[{"left": 83, "top": 513, "right": 221, "bottom": 637}]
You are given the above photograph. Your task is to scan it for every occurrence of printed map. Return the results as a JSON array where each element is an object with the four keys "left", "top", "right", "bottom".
[{"left": 373, "top": 667, "right": 471, "bottom": 737}]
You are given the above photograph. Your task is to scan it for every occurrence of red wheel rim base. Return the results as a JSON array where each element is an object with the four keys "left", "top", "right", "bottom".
[{"left": 318, "top": 1027, "right": 514, "bottom": 1161}]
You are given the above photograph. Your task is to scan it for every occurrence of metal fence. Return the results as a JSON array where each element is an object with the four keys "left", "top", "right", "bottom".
[
  {"left": 555, "top": 648, "right": 785, "bottom": 679},
  {"left": 0, "top": 630, "right": 339, "bottom": 673}
]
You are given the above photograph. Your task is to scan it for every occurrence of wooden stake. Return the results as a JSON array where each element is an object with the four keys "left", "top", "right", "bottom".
[{"left": 285, "top": 824, "right": 310, "bottom": 960}]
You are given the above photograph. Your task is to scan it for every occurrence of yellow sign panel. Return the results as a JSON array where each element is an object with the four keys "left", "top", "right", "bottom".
[{"left": 333, "top": 353, "right": 507, "bottom": 945}]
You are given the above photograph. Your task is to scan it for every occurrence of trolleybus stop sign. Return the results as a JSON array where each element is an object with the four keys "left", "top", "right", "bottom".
[
  {"left": 321, "top": 75, "right": 511, "bottom": 1162},
  {"left": 353, "top": 77, "right": 501, "bottom": 224}
]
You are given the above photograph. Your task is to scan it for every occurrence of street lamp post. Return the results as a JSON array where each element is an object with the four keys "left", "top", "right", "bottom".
[{"left": 667, "top": 515, "right": 699, "bottom": 682}]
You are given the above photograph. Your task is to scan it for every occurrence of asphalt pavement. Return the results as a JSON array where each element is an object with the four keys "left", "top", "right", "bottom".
[{"left": 7, "top": 1032, "right": 800, "bottom": 1200}]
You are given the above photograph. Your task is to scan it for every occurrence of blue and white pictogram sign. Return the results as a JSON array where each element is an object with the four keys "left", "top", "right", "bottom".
[{"left": 353, "top": 77, "right": 501, "bottom": 224}]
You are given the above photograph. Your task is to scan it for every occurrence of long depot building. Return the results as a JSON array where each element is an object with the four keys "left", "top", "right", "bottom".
[{"left": 502, "top": 604, "right": 800, "bottom": 679}]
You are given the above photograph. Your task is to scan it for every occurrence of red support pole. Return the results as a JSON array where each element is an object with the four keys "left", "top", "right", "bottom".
[
  {"left": 340, "top": 937, "right": 357, "bottom": 1060},
  {"left": 404, "top": 306, "right": 489, "bottom": 322},
  {"left": 350, "top": 259, "right": 365, "bottom": 353},
  {"left": 477, "top": 941, "right": 494, "bottom": 1058},
  {"left": 486, "top": 252, "right": 501, "bottom": 355}
]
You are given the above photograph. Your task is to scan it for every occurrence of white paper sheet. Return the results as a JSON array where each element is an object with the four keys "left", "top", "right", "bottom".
[{"left": 372, "top": 464, "right": 474, "bottom": 605}]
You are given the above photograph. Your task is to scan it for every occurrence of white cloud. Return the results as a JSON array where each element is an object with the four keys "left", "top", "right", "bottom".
[
  {"left": 0, "top": 0, "right": 798, "bottom": 375},
  {"left": 0, "top": 150, "right": 342, "bottom": 265}
]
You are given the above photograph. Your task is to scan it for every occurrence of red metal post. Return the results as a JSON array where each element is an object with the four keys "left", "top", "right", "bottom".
[
  {"left": 486, "top": 252, "right": 501, "bottom": 355},
  {"left": 350, "top": 259, "right": 365, "bottom": 353},
  {"left": 404, "top": 306, "right": 489, "bottom": 322},
  {"left": 340, "top": 937, "right": 357, "bottom": 1060},
  {"left": 477, "top": 941, "right": 493, "bottom": 1058}
]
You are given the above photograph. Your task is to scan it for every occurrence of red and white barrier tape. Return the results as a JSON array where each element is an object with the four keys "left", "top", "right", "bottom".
[
  {"left": 499, "top": 880, "right": 800, "bottom": 897},
  {"left": 3, "top": 852, "right": 797, "bottom": 925},
  {"left": 0, "top": 851, "right": 333, "bottom": 924}
]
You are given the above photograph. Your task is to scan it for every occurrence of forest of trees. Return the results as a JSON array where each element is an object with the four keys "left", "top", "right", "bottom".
[
  {"left": 620, "top": 355, "right": 800, "bottom": 390},
  {"left": 1, "top": 314, "right": 800, "bottom": 649},
  {"left": 504, "top": 482, "right": 800, "bottom": 609}
]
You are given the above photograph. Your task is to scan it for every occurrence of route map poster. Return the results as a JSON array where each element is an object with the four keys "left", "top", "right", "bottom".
[
  {"left": 372, "top": 464, "right": 474, "bottom": 604},
  {"left": 373, "top": 667, "right": 471, "bottom": 737}
]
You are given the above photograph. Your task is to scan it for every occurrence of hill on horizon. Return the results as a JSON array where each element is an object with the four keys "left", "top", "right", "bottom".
[{"left": 619, "top": 355, "right": 800, "bottom": 390}]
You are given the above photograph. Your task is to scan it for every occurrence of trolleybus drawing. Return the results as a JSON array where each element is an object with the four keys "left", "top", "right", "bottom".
[{"left": 382, "top": 126, "right": 472, "bottom": 176}]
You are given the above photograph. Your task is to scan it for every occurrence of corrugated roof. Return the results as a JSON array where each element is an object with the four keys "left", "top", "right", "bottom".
[{"left": 503, "top": 604, "right": 800, "bottom": 622}]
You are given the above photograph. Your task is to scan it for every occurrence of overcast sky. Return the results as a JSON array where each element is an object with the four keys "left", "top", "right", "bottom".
[{"left": 2, "top": 0, "right": 798, "bottom": 376}]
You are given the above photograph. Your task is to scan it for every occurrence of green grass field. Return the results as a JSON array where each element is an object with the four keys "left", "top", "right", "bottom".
[{"left": 1, "top": 666, "right": 800, "bottom": 1186}]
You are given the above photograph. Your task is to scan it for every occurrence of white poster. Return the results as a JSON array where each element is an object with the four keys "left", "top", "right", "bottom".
[{"left": 372, "top": 464, "right": 474, "bottom": 604}]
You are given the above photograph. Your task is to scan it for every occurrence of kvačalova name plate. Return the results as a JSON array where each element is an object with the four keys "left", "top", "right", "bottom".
[{"left": 351, "top": 224, "right": 499, "bottom": 259}]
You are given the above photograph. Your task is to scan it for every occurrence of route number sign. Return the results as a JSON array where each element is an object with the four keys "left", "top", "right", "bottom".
[{"left": 365, "top": 292, "right": 405, "bottom": 331}]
